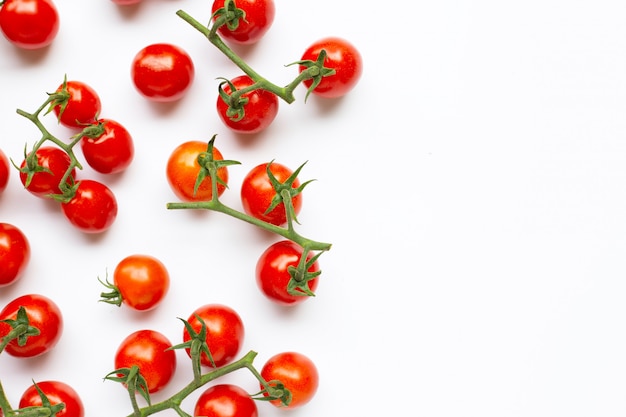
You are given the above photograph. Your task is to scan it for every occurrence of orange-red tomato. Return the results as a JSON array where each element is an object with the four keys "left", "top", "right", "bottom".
[
  {"left": 260, "top": 351, "right": 319, "bottom": 408},
  {"left": 113, "top": 254, "right": 170, "bottom": 311},
  {"left": 166, "top": 140, "right": 229, "bottom": 202}
]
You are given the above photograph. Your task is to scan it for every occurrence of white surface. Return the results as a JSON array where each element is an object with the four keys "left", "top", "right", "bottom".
[{"left": 2, "top": 0, "right": 626, "bottom": 416}]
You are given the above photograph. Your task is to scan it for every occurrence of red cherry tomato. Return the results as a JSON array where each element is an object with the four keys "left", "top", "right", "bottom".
[
  {"left": 182, "top": 303, "right": 245, "bottom": 368},
  {"left": 299, "top": 37, "right": 363, "bottom": 98},
  {"left": 255, "top": 240, "right": 320, "bottom": 306},
  {"left": 194, "top": 384, "right": 258, "bottom": 417},
  {"left": 211, "top": 0, "right": 275, "bottom": 45},
  {"left": 52, "top": 80, "right": 102, "bottom": 129},
  {"left": 61, "top": 179, "right": 117, "bottom": 233},
  {"left": 19, "top": 380, "right": 84, "bottom": 417},
  {"left": 166, "top": 140, "right": 229, "bottom": 202},
  {"left": 0, "top": 0, "right": 60, "bottom": 50},
  {"left": 260, "top": 351, "right": 319, "bottom": 409},
  {"left": 114, "top": 329, "right": 177, "bottom": 394},
  {"left": 19, "top": 146, "right": 76, "bottom": 198},
  {"left": 81, "top": 119, "right": 134, "bottom": 174},
  {"left": 0, "top": 293, "right": 63, "bottom": 358},
  {"left": 112, "top": 254, "right": 170, "bottom": 311},
  {"left": 240, "top": 162, "right": 302, "bottom": 226},
  {"left": 0, "top": 149, "right": 9, "bottom": 193},
  {"left": 0, "top": 223, "right": 30, "bottom": 287},
  {"left": 216, "top": 75, "right": 279, "bottom": 134},
  {"left": 131, "top": 43, "right": 195, "bottom": 102}
]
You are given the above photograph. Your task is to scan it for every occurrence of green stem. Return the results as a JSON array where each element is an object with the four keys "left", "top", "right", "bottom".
[
  {"left": 176, "top": 9, "right": 298, "bottom": 103},
  {"left": 0, "top": 381, "right": 13, "bottom": 417},
  {"left": 130, "top": 351, "right": 259, "bottom": 417},
  {"left": 167, "top": 199, "right": 331, "bottom": 252}
]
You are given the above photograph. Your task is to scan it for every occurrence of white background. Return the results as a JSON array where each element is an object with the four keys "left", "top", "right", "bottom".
[{"left": 2, "top": 0, "right": 626, "bottom": 416}]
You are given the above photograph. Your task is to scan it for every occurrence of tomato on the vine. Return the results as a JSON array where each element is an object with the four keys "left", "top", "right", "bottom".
[
  {"left": 61, "top": 179, "right": 117, "bottom": 233},
  {"left": 0, "top": 0, "right": 60, "bottom": 50},
  {"left": 260, "top": 351, "right": 319, "bottom": 409},
  {"left": 0, "top": 223, "right": 30, "bottom": 287},
  {"left": 211, "top": 0, "right": 275, "bottom": 45},
  {"left": 166, "top": 140, "right": 229, "bottom": 202},
  {"left": 81, "top": 118, "right": 134, "bottom": 174},
  {"left": 216, "top": 75, "right": 279, "bottom": 134},
  {"left": 131, "top": 43, "right": 195, "bottom": 102},
  {"left": 194, "top": 384, "right": 258, "bottom": 417},
  {"left": 240, "top": 162, "right": 302, "bottom": 226},
  {"left": 19, "top": 146, "right": 76, "bottom": 198},
  {"left": 52, "top": 80, "right": 102, "bottom": 129},
  {"left": 114, "top": 329, "right": 177, "bottom": 394},
  {"left": 256, "top": 240, "right": 320, "bottom": 306},
  {"left": 299, "top": 37, "right": 363, "bottom": 98},
  {"left": 182, "top": 303, "right": 244, "bottom": 368},
  {"left": 110, "top": 254, "right": 170, "bottom": 311},
  {"left": 0, "top": 293, "right": 63, "bottom": 358},
  {"left": 19, "top": 380, "right": 85, "bottom": 417},
  {"left": 0, "top": 149, "right": 9, "bottom": 193}
]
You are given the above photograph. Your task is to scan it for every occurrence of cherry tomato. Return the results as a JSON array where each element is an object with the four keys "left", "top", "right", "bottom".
[
  {"left": 0, "top": 149, "right": 9, "bottom": 193},
  {"left": 216, "top": 75, "right": 279, "bottom": 134},
  {"left": 299, "top": 37, "right": 363, "bottom": 98},
  {"left": 166, "top": 140, "right": 229, "bottom": 202},
  {"left": 260, "top": 351, "right": 319, "bottom": 409},
  {"left": 19, "top": 380, "right": 84, "bottom": 417},
  {"left": 194, "top": 384, "right": 258, "bottom": 417},
  {"left": 0, "top": 223, "right": 30, "bottom": 287},
  {"left": 0, "top": 0, "right": 60, "bottom": 50},
  {"left": 112, "top": 254, "right": 170, "bottom": 311},
  {"left": 19, "top": 146, "right": 76, "bottom": 198},
  {"left": 240, "top": 162, "right": 301, "bottom": 226},
  {"left": 182, "top": 303, "right": 244, "bottom": 368},
  {"left": 114, "top": 329, "right": 177, "bottom": 394},
  {"left": 131, "top": 43, "right": 195, "bottom": 103},
  {"left": 255, "top": 240, "right": 319, "bottom": 306},
  {"left": 52, "top": 80, "right": 102, "bottom": 129},
  {"left": 61, "top": 179, "right": 117, "bottom": 233},
  {"left": 211, "top": 0, "right": 275, "bottom": 45},
  {"left": 0, "top": 293, "right": 63, "bottom": 358},
  {"left": 80, "top": 119, "right": 134, "bottom": 174}
]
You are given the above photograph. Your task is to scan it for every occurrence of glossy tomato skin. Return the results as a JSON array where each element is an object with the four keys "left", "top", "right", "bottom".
[
  {"left": 61, "top": 179, "right": 117, "bottom": 233},
  {"left": 0, "top": 223, "right": 30, "bottom": 287},
  {"left": 114, "top": 254, "right": 170, "bottom": 311},
  {"left": 300, "top": 37, "right": 363, "bottom": 98},
  {"left": 0, "top": 149, "right": 9, "bottom": 193},
  {"left": 240, "top": 162, "right": 301, "bottom": 226},
  {"left": 81, "top": 119, "right": 134, "bottom": 174},
  {"left": 182, "top": 304, "right": 244, "bottom": 368},
  {"left": 0, "top": 0, "right": 59, "bottom": 50},
  {"left": 131, "top": 43, "right": 195, "bottom": 102},
  {"left": 166, "top": 141, "right": 228, "bottom": 202},
  {"left": 255, "top": 240, "right": 319, "bottom": 306},
  {"left": 216, "top": 75, "right": 279, "bottom": 134},
  {"left": 19, "top": 380, "right": 84, "bottom": 417},
  {"left": 194, "top": 384, "right": 258, "bottom": 417},
  {"left": 211, "top": 0, "right": 275, "bottom": 45},
  {"left": 260, "top": 351, "right": 319, "bottom": 409},
  {"left": 19, "top": 146, "right": 76, "bottom": 198},
  {"left": 52, "top": 81, "right": 102, "bottom": 129},
  {"left": 0, "top": 294, "right": 63, "bottom": 358},
  {"left": 114, "top": 329, "right": 177, "bottom": 394}
]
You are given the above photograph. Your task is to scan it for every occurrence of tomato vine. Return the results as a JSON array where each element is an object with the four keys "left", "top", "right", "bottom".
[{"left": 167, "top": 135, "right": 331, "bottom": 299}]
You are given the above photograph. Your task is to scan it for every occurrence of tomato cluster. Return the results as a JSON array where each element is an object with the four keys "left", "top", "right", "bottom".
[
  {"left": 0, "top": 0, "right": 363, "bottom": 415},
  {"left": 14, "top": 78, "right": 135, "bottom": 234}
]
